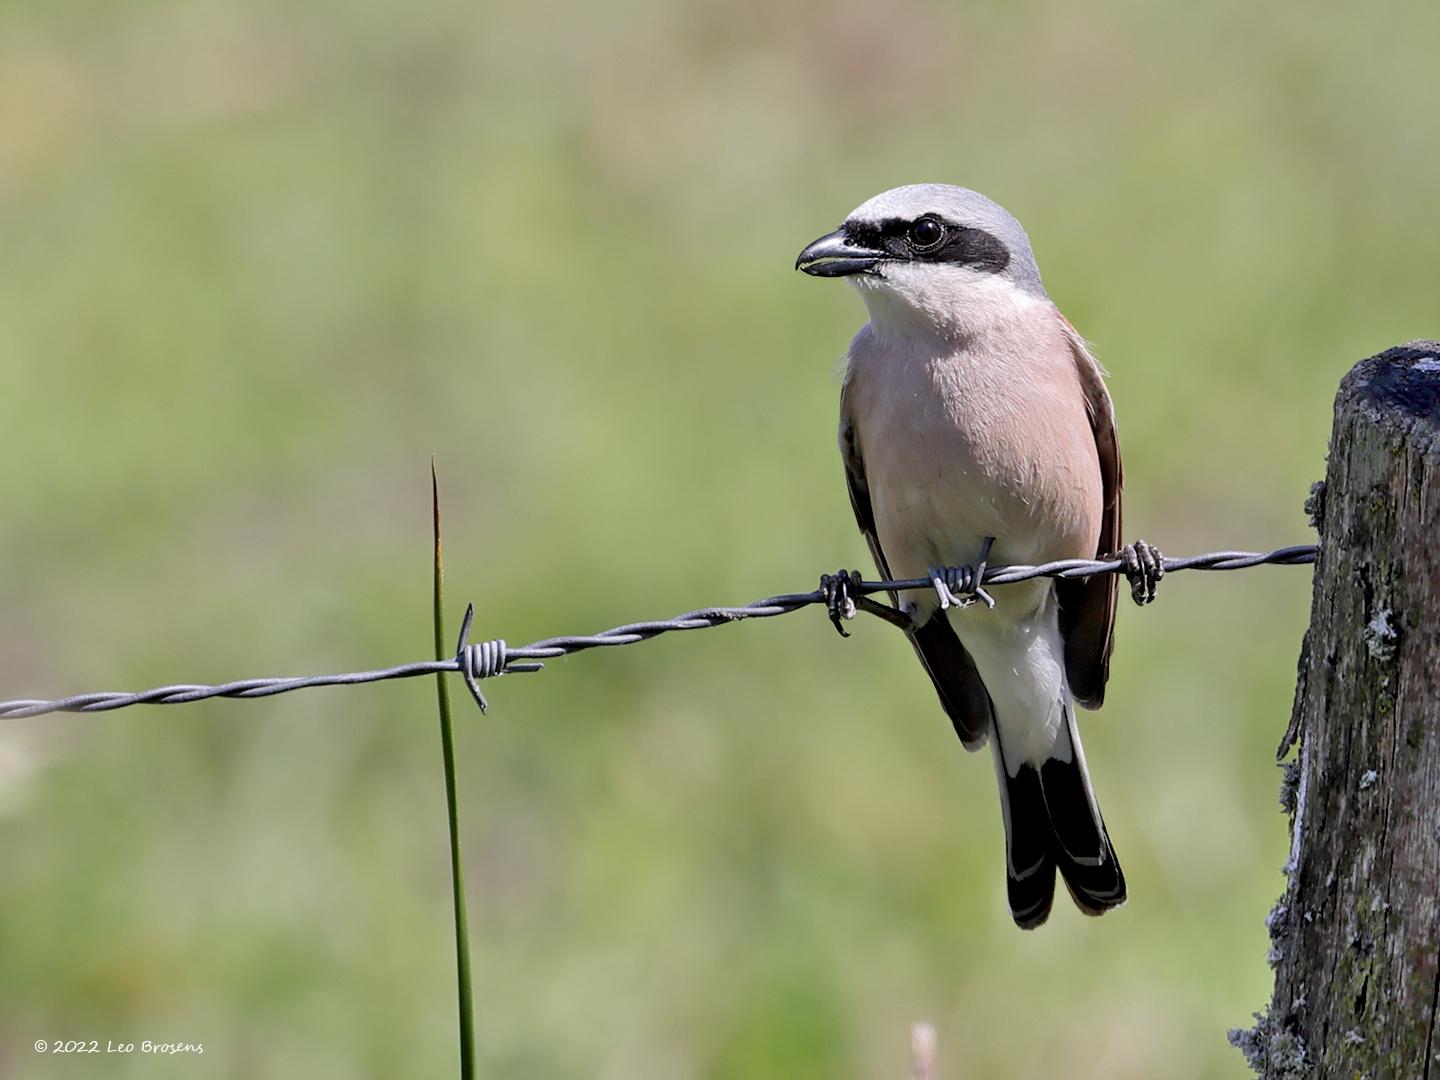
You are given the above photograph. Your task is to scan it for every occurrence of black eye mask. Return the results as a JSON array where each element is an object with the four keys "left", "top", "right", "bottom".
[{"left": 843, "top": 217, "right": 1011, "bottom": 275}]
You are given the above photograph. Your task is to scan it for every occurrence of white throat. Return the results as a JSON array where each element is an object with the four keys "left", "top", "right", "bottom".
[{"left": 851, "top": 266, "right": 1042, "bottom": 341}]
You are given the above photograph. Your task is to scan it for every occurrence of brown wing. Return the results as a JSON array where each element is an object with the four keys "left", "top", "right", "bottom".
[
  {"left": 1054, "top": 320, "right": 1122, "bottom": 709},
  {"left": 839, "top": 398, "right": 993, "bottom": 749}
]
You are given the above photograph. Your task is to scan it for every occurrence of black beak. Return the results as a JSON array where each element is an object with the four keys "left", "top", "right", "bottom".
[{"left": 795, "top": 229, "right": 884, "bottom": 277}]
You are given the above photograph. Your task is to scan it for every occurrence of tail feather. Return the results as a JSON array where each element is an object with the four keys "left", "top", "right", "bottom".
[
  {"left": 993, "top": 712, "right": 1126, "bottom": 928},
  {"left": 997, "top": 760, "right": 1058, "bottom": 929},
  {"left": 1041, "top": 754, "right": 1126, "bottom": 916}
]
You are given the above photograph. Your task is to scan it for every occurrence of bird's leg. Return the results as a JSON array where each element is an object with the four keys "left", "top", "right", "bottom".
[
  {"left": 928, "top": 536, "right": 998, "bottom": 611},
  {"left": 1119, "top": 540, "right": 1165, "bottom": 605},
  {"left": 820, "top": 570, "right": 913, "bottom": 635},
  {"left": 854, "top": 593, "right": 914, "bottom": 632}
]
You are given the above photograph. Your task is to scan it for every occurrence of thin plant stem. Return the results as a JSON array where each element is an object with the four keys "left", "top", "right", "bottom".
[{"left": 432, "top": 461, "right": 476, "bottom": 1079}]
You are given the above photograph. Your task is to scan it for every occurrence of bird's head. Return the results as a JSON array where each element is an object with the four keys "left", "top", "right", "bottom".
[{"left": 796, "top": 184, "right": 1048, "bottom": 336}]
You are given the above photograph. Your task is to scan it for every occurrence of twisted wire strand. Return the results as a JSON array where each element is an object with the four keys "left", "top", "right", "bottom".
[{"left": 0, "top": 544, "right": 1316, "bottom": 720}]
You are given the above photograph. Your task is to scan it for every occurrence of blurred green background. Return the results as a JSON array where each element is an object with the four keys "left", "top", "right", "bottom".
[{"left": 1, "top": 1, "right": 1435, "bottom": 1076}]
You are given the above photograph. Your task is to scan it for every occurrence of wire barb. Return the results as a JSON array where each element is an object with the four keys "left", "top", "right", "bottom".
[
  {"left": 453, "top": 602, "right": 543, "bottom": 714},
  {"left": 0, "top": 543, "right": 1316, "bottom": 721}
]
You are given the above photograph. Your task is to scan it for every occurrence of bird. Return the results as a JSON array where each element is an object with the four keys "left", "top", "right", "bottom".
[{"left": 796, "top": 184, "right": 1153, "bottom": 929}]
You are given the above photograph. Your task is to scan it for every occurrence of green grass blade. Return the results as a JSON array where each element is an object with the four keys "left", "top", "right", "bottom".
[{"left": 432, "top": 461, "right": 476, "bottom": 1079}]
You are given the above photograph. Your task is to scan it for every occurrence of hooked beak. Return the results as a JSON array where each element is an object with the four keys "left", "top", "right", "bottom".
[{"left": 795, "top": 229, "right": 884, "bottom": 277}]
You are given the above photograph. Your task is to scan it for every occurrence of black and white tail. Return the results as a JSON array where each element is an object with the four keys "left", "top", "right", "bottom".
[{"left": 993, "top": 706, "right": 1125, "bottom": 929}]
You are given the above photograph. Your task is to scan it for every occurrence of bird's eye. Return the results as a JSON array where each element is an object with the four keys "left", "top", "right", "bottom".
[{"left": 909, "top": 218, "right": 944, "bottom": 248}]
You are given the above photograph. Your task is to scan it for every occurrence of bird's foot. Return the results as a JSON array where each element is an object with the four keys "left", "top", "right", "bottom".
[
  {"left": 819, "top": 569, "right": 860, "bottom": 637},
  {"left": 820, "top": 569, "right": 913, "bottom": 634},
  {"left": 1120, "top": 540, "right": 1165, "bottom": 605},
  {"left": 928, "top": 537, "right": 997, "bottom": 612}
]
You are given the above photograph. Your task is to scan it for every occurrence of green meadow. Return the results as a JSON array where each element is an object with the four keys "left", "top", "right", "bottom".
[{"left": 2, "top": 2, "right": 1437, "bottom": 1076}]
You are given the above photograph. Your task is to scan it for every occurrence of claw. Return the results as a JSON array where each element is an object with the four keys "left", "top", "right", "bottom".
[
  {"left": 820, "top": 570, "right": 860, "bottom": 637},
  {"left": 1120, "top": 540, "right": 1165, "bottom": 605}
]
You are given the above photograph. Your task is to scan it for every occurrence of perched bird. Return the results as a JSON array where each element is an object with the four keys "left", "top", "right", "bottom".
[{"left": 797, "top": 184, "right": 1152, "bottom": 928}]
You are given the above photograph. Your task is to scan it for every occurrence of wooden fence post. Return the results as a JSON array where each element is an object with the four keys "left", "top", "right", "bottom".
[{"left": 1231, "top": 341, "right": 1440, "bottom": 1077}]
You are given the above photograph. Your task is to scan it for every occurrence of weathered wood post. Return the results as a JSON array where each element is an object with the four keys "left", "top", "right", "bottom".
[{"left": 1231, "top": 341, "right": 1440, "bottom": 1077}]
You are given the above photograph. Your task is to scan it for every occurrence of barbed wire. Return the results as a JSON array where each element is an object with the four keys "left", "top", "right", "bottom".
[{"left": 0, "top": 544, "right": 1316, "bottom": 720}]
